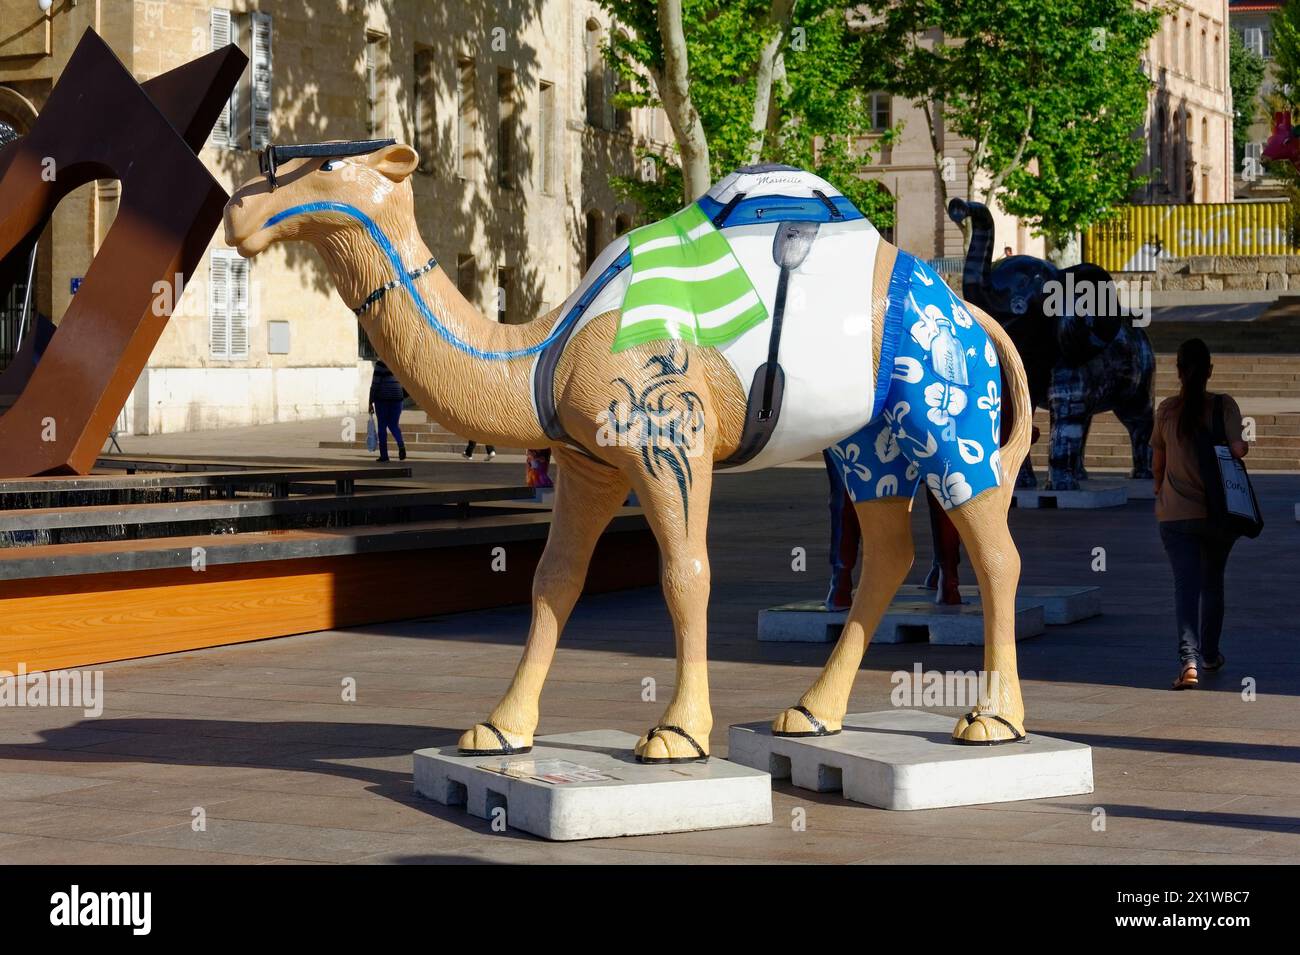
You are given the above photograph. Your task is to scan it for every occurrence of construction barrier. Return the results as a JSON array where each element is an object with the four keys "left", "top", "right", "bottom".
[{"left": 1083, "top": 201, "right": 1300, "bottom": 272}]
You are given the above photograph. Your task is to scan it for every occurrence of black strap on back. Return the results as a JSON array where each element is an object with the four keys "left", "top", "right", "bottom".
[
  {"left": 760, "top": 269, "right": 791, "bottom": 420},
  {"left": 812, "top": 189, "right": 843, "bottom": 220},
  {"left": 709, "top": 192, "right": 746, "bottom": 228}
]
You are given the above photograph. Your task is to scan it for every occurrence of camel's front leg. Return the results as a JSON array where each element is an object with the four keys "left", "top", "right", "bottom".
[
  {"left": 458, "top": 450, "right": 629, "bottom": 755},
  {"left": 623, "top": 448, "right": 716, "bottom": 764},
  {"left": 595, "top": 402, "right": 717, "bottom": 764}
]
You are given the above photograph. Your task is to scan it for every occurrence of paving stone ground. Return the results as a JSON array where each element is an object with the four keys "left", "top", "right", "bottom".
[{"left": 2, "top": 421, "right": 1297, "bottom": 863}]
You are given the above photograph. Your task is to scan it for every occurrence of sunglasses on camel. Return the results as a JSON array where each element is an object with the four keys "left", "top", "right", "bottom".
[{"left": 258, "top": 138, "right": 396, "bottom": 190}]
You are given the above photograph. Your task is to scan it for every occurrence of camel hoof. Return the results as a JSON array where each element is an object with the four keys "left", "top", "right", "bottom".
[
  {"left": 634, "top": 725, "right": 709, "bottom": 763},
  {"left": 771, "top": 705, "right": 840, "bottom": 738},
  {"left": 457, "top": 722, "right": 532, "bottom": 756},
  {"left": 951, "top": 711, "right": 1025, "bottom": 745}
]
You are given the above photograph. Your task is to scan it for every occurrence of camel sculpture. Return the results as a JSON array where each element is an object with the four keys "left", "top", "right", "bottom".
[{"left": 224, "top": 141, "right": 1035, "bottom": 761}]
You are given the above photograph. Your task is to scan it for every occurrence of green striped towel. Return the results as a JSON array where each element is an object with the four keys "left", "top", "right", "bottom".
[{"left": 612, "top": 202, "right": 768, "bottom": 353}]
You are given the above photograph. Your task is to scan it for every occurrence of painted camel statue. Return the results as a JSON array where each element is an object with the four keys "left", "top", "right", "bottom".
[{"left": 223, "top": 140, "right": 1035, "bottom": 760}]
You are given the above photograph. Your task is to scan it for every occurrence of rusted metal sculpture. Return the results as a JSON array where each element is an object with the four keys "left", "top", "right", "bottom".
[{"left": 0, "top": 30, "right": 244, "bottom": 476}]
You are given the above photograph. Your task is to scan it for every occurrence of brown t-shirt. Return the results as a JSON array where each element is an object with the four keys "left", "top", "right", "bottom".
[{"left": 1152, "top": 392, "right": 1244, "bottom": 522}]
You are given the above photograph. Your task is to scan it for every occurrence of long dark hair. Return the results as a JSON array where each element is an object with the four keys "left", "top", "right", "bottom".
[{"left": 1176, "top": 338, "right": 1212, "bottom": 438}]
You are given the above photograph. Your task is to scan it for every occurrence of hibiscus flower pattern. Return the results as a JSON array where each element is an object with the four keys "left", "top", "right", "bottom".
[
  {"left": 926, "top": 463, "right": 973, "bottom": 509},
  {"left": 831, "top": 254, "right": 1005, "bottom": 511}
]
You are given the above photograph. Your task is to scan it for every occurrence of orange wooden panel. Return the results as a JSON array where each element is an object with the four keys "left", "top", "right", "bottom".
[{"left": 0, "top": 529, "right": 658, "bottom": 673}]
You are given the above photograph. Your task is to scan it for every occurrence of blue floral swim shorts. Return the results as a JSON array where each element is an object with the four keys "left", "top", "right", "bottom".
[{"left": 830, "top": 253, "right": 1004, "bottom": 510}]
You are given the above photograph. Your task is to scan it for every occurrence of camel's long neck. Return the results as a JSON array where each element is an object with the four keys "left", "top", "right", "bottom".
[{"left": 314, "top": 222, "right": 553, "bottom": 447}]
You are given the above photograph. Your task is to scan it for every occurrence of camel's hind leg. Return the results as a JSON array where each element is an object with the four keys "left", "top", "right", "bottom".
[
  {"left": 458, "top": 449, "right": 630, "bottom": 754},
  {"left": 772, "top": 497, "right": 914, "bottom": 735},
  {"left": 944, "top": 486, "right": 1026, "bottom": 743}
]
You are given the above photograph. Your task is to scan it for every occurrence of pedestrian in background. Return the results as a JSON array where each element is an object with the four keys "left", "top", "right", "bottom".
[
  {"left": 1152, "top": 338, "right": 1248, "bottom": 690},
  {"left": 368, "top": 360, "right": 407, "bottom": 463}
]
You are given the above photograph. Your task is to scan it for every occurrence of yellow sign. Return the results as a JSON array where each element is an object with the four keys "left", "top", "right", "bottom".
[{"left": 1083, "top": 202, "right": 1299, "bottom": 272}]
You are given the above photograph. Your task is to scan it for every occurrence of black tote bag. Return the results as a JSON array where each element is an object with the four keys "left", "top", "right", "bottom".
[{"left": 1194, "top": 395, "right": 1264, "bottom": 541}]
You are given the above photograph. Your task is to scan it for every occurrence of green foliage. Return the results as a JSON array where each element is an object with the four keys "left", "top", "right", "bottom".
[
  {"left": 600, "top": 0, "right": 896, "bottom": 228},
  {"left": 1268, "top": 2, "right": 1300, "bottom": 242},
  {"left": 1273, "top": 0, "right": 1300, "bottom": 107},
  {"left": 856, "top": 0, "right": 1160, "bottom": 248},
  {"left": 1229, "top": 29, "right": 1267, "bottom": 169}
]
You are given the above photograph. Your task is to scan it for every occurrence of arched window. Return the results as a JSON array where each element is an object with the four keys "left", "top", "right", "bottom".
[
  {"left": 585, "top": 20, "right": 605, "bottom": 128},
  {"left": 1153, "top": 104, "right": 1167, "bottom": 186},
  {"left": 614, "top": 214, "right": 631, "bottom": 237},
  {"left": 613, "top": 31, "right": 632, "bottom": 133}
]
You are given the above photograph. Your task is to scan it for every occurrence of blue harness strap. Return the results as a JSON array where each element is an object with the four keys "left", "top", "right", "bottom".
[
  {"left": 696, "top": 193, "right": 863, "bottom": 228},
  {"left": 872, "top": 250, "right": 913, "bottom": 415}
]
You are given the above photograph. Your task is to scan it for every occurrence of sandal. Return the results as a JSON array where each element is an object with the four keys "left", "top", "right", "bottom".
[
  {"left": 1172, "top": 662, "right": 1199, "bottom": 690},
  {"left": 457, "top": 721, "right": 532, "bottom": 756},
  {"left": 953, "top": 711, "right": 1027, "bottom": 746},
  {"left": 1202, "top": 653, "right": 1225, "bottom": 673},
  {"left": 772, "top": 704, "right": 841, "bottom": 738},
  {"left": 636, "top": 724, "right": 708, "bottom": 764}
]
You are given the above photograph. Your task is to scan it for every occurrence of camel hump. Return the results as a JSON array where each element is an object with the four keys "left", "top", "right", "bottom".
[{"left": 705, "top": 166, "right": 847, "bottom": 206}]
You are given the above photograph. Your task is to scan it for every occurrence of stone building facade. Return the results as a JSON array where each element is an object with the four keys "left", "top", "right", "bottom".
[
  {"left": 1229, "top": 0, "right": 1284, "bottom": 199},
  {"left": 1138, "top": 0, "right": 1234, "bottom": 203},
  {"left": 863, "top": 2, "right": 1235, "bottom": 264},
  {"left": 0, "top": 0, "right": 662, "bottom": 433}
]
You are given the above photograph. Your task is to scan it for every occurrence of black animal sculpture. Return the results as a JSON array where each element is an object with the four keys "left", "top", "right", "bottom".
[{"left": 948, "top": 198, "right": 1154, "bottom": 489}]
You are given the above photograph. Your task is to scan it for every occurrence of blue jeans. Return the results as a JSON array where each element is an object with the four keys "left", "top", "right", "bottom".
[
  {"left": 373, "top": 399, "right": 404, "bottom": 459},
  {"left": 1159, "top": 519, "right": 1233, "bottom": 666}
]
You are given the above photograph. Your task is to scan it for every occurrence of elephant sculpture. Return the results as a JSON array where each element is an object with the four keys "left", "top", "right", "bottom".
[{"left": 948, "top": 198, "right": 1154, "bottom": 489}]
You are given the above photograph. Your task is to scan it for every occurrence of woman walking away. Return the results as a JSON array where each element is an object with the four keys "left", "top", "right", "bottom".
[
  {"left": 1152, "top": 338, "right": 1248, "bottom": 690},
  {"left": 462, "top": 440, "right": 495, "bottom": 460},
  {"left": 369, "top": 360, "right": 407, "bottom": 462}
]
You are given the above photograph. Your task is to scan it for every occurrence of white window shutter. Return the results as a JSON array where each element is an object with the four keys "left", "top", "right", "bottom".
[
  {"left": 1245, "top": 27, "right": 1264, "bottom": 57},
  {"left": 365, "top": 40, "right": 378, "bottom": 136},
  {"left": 209, "top": 9, "right": 233, "bottom": 148},
  {"left": 209, "top": 252, "right": 230, "bottom": 359},
  {"left": 251, "top": 12, "right": 273, "bottom": 150},
  {"left": 229, "top": 256, "right": 249, "bottom": 358}
]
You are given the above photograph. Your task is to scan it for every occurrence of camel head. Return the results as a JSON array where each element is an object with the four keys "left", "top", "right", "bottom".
[{"left": 223, "top": 140, "right": 421, "bottom": 260}]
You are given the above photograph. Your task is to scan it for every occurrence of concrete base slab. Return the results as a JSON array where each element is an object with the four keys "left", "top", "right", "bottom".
[
  {"left": 894, "top": 584, "right": 1102, "bottom": 625},
  {"left": 1013, "top": 485, "right": 1127, "bottom": 509},
  {"left": 873, "top": 600, "right": 1045, "bottom": 645},
  {"left": 757, "top": 601, "right": 846, "bottom": 642},
  {"left": 757, "top": 599, "right": 1045, "bottom": 645},
  {"left": 728, "top": 709, "right": 1093, "bottom": 810},
  {"left": 413, "top": 729, "right": 772, "bottom": 841}
]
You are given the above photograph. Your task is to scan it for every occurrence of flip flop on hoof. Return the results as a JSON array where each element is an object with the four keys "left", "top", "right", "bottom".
[
  {"left": 952, "top": 711, "right": 1026, "bottom": 746},
  {"left": 635, "top": 725, "right": 709, "bottom": 764},
  {"left": 772, "top": 704, "right": 841, "bottom": 738},
  {"left": 457, "top": 722, "right": 532, "bottom": 756}
]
